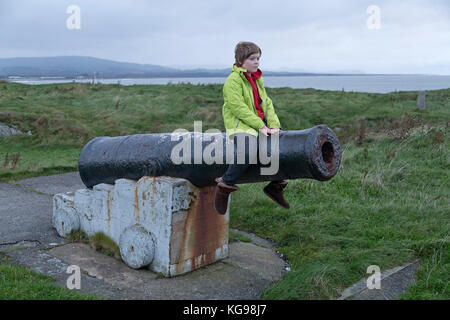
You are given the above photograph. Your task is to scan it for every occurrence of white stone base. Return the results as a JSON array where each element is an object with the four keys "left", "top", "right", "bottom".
[{"left": 52, "top": 176, "right": 229, "bottom": 277}]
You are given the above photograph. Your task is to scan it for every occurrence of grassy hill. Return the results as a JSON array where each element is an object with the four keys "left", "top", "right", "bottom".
[
  {"left": 0, "top": 81, "right": 448, "bottom": 299},
  {"left": 0, "top": 56, "right": 182, "bottom": 78}
]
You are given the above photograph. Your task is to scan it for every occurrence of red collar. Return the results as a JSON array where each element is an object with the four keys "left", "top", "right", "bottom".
[{"left": 236, "top": 64, "right": 262, "bottom": 80}]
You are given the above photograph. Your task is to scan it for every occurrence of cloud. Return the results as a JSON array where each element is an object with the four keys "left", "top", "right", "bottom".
[{"left": 0, "top": 0, "right": 449, "bottom": 74}]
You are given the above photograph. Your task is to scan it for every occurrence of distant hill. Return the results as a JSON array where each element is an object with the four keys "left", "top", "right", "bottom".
[
  {"left": 0, "top": 56, "right": 348, "bottom": 79},
  {"left": 0, "top": 56, "right": 182, "bottom": 78}
]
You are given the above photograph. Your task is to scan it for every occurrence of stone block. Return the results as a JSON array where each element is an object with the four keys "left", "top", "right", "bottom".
[
  {"left": 53, "top": 192, "right": 79, "bottom": 237},
  {"left": 417, "top": 90, "right": 426, "bottom": 110},
  {"left": 53, "top": 176, "right": 229, "bottom": 277}
]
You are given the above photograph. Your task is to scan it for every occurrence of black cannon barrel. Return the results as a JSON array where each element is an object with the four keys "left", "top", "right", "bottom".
[{"left": 78, "top": 124, "right": 342, "bottom": 188}]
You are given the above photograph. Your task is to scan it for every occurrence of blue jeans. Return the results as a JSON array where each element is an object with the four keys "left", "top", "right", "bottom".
[{"left": 221, "top": 133, "right": 283, "bottom": 186}]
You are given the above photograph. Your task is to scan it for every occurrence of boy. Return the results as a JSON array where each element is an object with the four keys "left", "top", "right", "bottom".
[{"left": 214, "top": 41, "right": 290, "bottom": 215}]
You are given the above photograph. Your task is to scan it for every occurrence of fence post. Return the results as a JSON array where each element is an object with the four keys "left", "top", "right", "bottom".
[{"left": 417, "top": 90, "right": 426, "bottom": 110}]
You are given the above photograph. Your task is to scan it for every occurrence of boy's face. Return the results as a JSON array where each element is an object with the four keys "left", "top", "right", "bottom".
[{"left": 241, "top": 52, "right": 260, "bottom": 73}]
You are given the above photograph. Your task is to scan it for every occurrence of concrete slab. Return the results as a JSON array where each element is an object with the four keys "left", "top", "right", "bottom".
[
  {"left": 225, "top": 241, "right": 284, "bottom": 282},
  {"left": 338, "top": 261, "right": 421, "bottom": 300},
  {"left": 0, "top": 182, "right": 61, "bottom": 246},
  {"left": 6, "top": 239, "right": 286, "bottom": 300},
  {"left": 16, "top": 171, "right": 85, "bottom": 196},
  {"left": 4, "top": 246, "right": 138, "bottom": 300},
  {"left": 229, "top": 228, "right": 278, "bottom": 250}
]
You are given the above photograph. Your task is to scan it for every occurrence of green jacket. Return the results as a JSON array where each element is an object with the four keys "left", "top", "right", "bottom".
[{"left": 222, "top": 64, "right": 281, "bottom": 137}]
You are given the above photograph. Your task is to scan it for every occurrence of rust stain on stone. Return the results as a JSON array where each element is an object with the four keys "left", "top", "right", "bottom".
[
  {"left": 174, "top": 186, "right": 228, "bottom": 275},
  {"left": 152, "top": 177, "right": 157, "bottom": 194},
  {"left": 134, "top": 186, "right": 140, "bottom": 223},
  {"left": 107, "top": 191, "right": 111, "bottom": 236}
]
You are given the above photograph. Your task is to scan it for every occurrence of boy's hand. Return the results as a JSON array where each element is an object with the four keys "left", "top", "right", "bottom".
[
  {"left": 260, "top": 126, "right": 270, "bottom": 136},
  {"left": 269, "top": 128, "right": 280, "bottom": 134}
]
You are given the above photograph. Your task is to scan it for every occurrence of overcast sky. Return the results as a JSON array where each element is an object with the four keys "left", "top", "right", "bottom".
[{"left": 1, "top": 0, "right": 449, "bottom": 74}]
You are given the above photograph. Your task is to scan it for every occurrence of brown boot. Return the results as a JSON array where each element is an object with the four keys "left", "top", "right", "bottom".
[
  {"left": 214, "top": 177, "right": 239, "bottom": 215},
  {"left": 263, "top": 180, "right": 290, "bottom": 209}
]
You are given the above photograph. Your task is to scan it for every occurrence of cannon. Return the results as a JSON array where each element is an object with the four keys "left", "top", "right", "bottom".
[
  {"left": 78, "top": 124, "right": 342, "bottom": 188},
  {"left": 53, "top": 125, "right": 342, "bottom": 276}
]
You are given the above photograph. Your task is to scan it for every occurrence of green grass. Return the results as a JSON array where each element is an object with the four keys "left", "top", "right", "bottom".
[
  {"left": 232, "top": 127, "right": 449, "bottom": 299},
  {"left": 0, "top": 81, "right": 448, "bottom": 299},
  {"left": 229, "top": 230, "right": 252, "bottom": 243},
  {"left": 65, "top": 230, "right": 121, "bottom": 260},
  {"left": 0, "top": 251, "right": 99, "bottom": 300},
  {"left": 0, "top": 230, "right": 114, "bottom": 300},
  {"left": 88, "top": 232, "right": 122, "bottom": 260},
  {"left": 0, "top": 264, "right": 100, "bottom": 300}
]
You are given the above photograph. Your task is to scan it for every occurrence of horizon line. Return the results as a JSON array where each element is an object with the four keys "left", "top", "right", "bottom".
[{"left": 1, "top": 54, "right": 449, "bottom": 77}]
